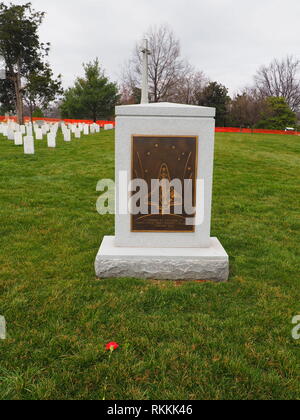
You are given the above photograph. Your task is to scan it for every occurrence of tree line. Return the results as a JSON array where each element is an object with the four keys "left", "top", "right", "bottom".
[
  {"left": 0, "top": 3, "right": 299, "bottom": 130},
  {"left": 0, "top": 2, "right": 118, "bottom": 124},
  {"left": 121, "top": 25, "right": 299, "bottom": 130}
]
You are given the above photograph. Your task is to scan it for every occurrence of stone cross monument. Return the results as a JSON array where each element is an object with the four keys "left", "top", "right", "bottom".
[{"left": 140, "top": 39, "right": 151, "bottom": 104}]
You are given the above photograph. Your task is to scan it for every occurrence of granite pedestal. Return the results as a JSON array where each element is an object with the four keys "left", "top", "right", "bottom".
[{"left": 95, "top": 102, "right": 229, "bottom": 282}]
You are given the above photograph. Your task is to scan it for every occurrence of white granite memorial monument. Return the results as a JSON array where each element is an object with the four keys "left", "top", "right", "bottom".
[{"left": 95, "top": 40, "right": 229, "bottom": 282}]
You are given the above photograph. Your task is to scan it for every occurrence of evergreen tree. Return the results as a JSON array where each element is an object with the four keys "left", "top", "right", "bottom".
[
  {"left": 256, "top": 97, "right": 296, "bottom": 130},
  {"left": 197, "top": 82, "right": 231, "bottom": 127},
  {"left": 0, "top": 2, "right": 60, "bottom": 124},
  {"left": 61, "top": 59, "right": 119, "bottom": 121}
]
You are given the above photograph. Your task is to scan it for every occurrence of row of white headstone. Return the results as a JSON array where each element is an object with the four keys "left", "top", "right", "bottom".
[{"left": 0, "top": 121, "right": 114, "bottom": 155}]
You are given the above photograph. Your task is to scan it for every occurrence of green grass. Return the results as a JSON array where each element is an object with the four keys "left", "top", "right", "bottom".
[{"left": 0, "top": 130, "right": 299, "bottom": 400}]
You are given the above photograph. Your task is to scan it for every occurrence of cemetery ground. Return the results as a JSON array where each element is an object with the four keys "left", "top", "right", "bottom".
[{"left": 0, "top": 129, "right": 299, "bottom": 401}]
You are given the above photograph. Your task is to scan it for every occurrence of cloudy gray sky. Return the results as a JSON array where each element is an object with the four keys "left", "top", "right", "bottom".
[{"left": 9, "top": 0, "right": 300, "bottom": 95}]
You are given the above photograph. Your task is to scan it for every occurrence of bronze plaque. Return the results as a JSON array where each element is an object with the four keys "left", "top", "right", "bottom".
[{"left": 131, "top": 136, "right": 197, "bottom": 232}]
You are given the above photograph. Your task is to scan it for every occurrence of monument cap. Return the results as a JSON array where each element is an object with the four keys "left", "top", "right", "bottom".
[{"left": 116, "top": 102, "right": 216, "bottom": 118}]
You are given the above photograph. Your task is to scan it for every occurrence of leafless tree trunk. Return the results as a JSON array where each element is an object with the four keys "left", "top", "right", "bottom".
[
  {"left": 8, "top": 60, "right": 24, "bottom": 124},
  {"left": 254, "top": 56, "right": 300, "bottom": 111},
  {"left": 16, "top": 60, "right": 24, "bottom": 124}
]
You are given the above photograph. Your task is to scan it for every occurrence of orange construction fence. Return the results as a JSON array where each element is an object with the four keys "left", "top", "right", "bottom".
[
  {"left": 215, "top": 127, "right": 298, "bottom": 135},
  {"left": 1, "top": 117, "right": 298, "bottom": 135},
  {"left": 0, "top": 116, "right": 115, "bottom": 128}
]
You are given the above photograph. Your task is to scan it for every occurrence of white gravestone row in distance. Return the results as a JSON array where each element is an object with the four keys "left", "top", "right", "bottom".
[{"left": 0, "top": 120, "right": 104, "bottom": 154}]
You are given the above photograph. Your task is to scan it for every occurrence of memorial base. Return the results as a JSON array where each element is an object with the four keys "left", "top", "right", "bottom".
[{"left": 95, "top": 236, "right": 229, "bottom": 282}]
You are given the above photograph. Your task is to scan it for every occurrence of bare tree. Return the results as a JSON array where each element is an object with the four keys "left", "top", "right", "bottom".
[
  {"left": 119, "top": 79, "right": 141, "bottom": 104},
  {"left": 122, "top": 25, "right": 187, "bottom": 103},
  {"left": 230, "top": 88, "right": 264, "bottom": 129},
  {"left": 170, "top": 65, "right": 209, "bottom": 104},
  {"left": 254, "top": 56, "right": 300, "bottom": 111}
]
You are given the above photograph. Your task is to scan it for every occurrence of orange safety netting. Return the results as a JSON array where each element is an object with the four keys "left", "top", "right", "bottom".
[
  {"left": 215, "top": 127, "right": 298, "bottom": 135},
  {"left": 0, "top": 116, "right": 116, "bottom": 128},
  {"left": 1, "top": 117, "right": 298, "bottom": 135}
]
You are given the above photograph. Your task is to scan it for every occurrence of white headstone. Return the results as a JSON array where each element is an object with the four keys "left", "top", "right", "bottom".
[
  {"left": 7, "top": 129, "right": 15, "bottom": 140},
  {"left": 64, "top": 130, "right": 71, "bottom": 142},
  {"left": 14, "top": 132, "right": 23, "bottom": 146},
  {"left": 35, "top": 129, "right": 43, "bottom": 140},
  {"left": 0, "top": 316, "right": 6, "bottom": 340},
  {"left": 2, "top": 125, "right": 8, "bottom": 137},
  {"left": 24, "top": 136, "right": 35, "bottom": 154},
  {"left": 42, "top": 125, "right": 49, "bottom": 135},
  {"left": 75, "top": 128, "right": 81, "bottom": 139},
  {"left": 104, "top": 124, "right": 114, "bottom": 130},
  {"left": 83, "top": 125, "right": 89, "bottom": 135},
  {"left": 47, "top": 132, "right": 56, "bottom": 148}
]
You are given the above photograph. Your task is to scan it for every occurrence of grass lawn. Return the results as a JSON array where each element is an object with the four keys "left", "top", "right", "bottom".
[{"left": 0, "top": 129, "right": 299, "bottom": 400}]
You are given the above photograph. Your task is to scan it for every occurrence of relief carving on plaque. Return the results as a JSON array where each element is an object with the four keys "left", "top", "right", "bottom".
[{"left": 131, "top": 136, "right": 198, "bottom": 232}]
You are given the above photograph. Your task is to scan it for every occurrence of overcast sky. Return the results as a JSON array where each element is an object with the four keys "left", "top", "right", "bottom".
[{"left": 8, "top": 0, "right": 300, "bottom": 95}]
